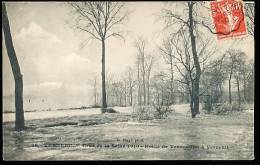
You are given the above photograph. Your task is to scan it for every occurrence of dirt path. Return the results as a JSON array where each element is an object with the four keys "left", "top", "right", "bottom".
[{"left": 3, "top": 106, "right": 254, "bottom": 160}]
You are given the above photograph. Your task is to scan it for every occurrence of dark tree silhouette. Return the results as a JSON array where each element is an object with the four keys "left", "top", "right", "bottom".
[
  {"left": 2, "top": 3, "right": 25, "bottom": 131},
  {"left": 161, "top": 2, "right": 214, "bottom": 117},
  {"left": 69, "top": 2, "right": 128, "bottom": 112}
]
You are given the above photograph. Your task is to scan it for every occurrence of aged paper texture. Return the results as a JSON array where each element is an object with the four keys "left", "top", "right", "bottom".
[{"left": 2, "top": 1, "right": 254, "bottom": 160}]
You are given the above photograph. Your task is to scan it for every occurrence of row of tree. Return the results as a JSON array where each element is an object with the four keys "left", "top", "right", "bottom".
[
  {"left": 92, "top": 48, "right": 254, "bottom": 110},
  {"left": 201, "top": 50, "right": 254, "bottom": 107},
  {"left": 91, "top": 1, "right": 254, "bottom": 118}
]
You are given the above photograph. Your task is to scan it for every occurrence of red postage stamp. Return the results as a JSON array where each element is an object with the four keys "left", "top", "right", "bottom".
[{"left": 210, "top": 0, "right": 247, "bottom": 39}]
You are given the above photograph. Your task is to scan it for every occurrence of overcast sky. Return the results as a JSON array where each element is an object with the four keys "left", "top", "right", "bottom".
[{"left": 2, "top": 2, "right": 254, "bottom": 109}]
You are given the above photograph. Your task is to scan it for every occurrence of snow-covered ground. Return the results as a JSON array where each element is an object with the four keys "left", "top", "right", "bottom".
[{"left": 3, "top": 104, "right": 254, "bottom": 160}]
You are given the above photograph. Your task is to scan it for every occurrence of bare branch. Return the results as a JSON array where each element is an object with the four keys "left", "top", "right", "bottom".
[
  {"left": 161, "top": 8, "right": 189, "bottom": 25},
  {"left": 69, "top": 2, "right": 128, "bottom": 42},
  {"left": 105, "top": 32, "right": 125, "bottom": 42},
  {"left": 76, "top": 26, "right": 101, "bottom": 41}
]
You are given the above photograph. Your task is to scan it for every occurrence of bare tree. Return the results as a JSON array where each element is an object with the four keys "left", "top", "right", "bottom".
[
  {"left": 244, "top": 60, "right": 255, "bottom": 102},
  {"left": 69, "top": 2, "right": 128, "bottom": 112},
  {"left": 146, "top": 54, "right": 154, "bottom": 105},
  {"left": 121, "top": 76, "right": 128, "bottom": 106},
  {"left": 171, "top": 31, "right": 196, "bottom": 116},
  {"left": 125, "top": 67, "right": 135, "bottom": 106},
  {"left": 226, "top": 50, "right": 235, "bottom": 104},
  {"left": 246, "top": 60, "right": 254, "bottom": 103},
  {"left": 106, "top": 72, "right": 128, "bottom": 107},
  {"left": 201, "top": 54, "right": 227, "bottom": 104},
  {"left": 151, "top": 72, "right": 172, "bottom": 119},
  {"left": 135, "top": 53, "right": 142, "bottom": 106},
  {"left": 158, "top": 37, "right": 175, "bottom": 104},
  {"left": 134, "top": 37, "right": 154, "bottom": 106},
  {"left": 240, "top": 60, "right": 254, "bottom": 103},
  {"left": 187, "top": 2, "right": 201, "bottom": 116},
  {"left": 161, "top": 2, "right": 203, "bottom": 118},
  {"left": 117, "top": 80, "right": 125, "bottom": 106},
  {"left": 106, "top": 71, "right": 115, "bottom": 106},
  {"left": 224, "top": 49, "right": 246, "bottom": 105},
  {"left": 166, "top": 27, "right": 215, "bottom": 118},
  {"left": 135, "top": 37, "right": 147, "bottom": 105},
  {"left": 92, "top": 75, "right": 99, "bottom": 106},
  {"left": 2, "top": 3, "right": 25, "bottom": 131},
  {"left": 233, "top": 52, "right": 247, "bottom": 108}
]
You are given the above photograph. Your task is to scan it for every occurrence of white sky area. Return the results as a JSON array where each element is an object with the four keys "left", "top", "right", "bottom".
[{"left": 2, "top": 2, "right": 254, "bottom": 109}]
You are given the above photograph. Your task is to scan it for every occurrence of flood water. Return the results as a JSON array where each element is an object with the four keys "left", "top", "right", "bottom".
[
  {"left": 3, "top": 107, "right": 134, "bottom": 123},
  {"left": 3, "top": 105, "right": 254, "bottom": 160}
]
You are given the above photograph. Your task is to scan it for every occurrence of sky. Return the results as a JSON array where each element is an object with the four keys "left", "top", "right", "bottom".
[{"left": 2, "top": 2, "right": 254, "bottom": 110}]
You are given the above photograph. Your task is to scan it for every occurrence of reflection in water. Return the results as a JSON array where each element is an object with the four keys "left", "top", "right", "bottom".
[{"left": 14, "top": 132, "right": 25, "bottom": 153}]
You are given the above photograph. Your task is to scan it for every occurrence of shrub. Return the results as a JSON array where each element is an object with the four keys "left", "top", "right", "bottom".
[
  {"left": 212, "top": 102, "right": 244, "bottom": 115},
  {"left": 213, "top": 103, "right": 232, "bottom": 115},
  {"left": 80, "top": 106, "right": 88, "bottom": 109},
  {"left": 152, "top": 104, "right": 173, "bottom": 119},
  {"left": 231, "top": 102, "right": 244, "bottom": 111},
  {"left": 132, "top": 105, "right": 155, "bottom": 121},
  {"left": 132, "top": 105, "right": 173, "bottom": 120},
  {"left": 91, "top": 105, "right": 101, "bottom": 108},
  {"left": 101, "top": 108, "right": 117, "bottom": 113}
]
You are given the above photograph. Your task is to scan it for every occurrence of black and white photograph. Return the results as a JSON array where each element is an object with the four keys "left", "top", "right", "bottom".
[{"left": 2, "top": 0, "right": 254, "bottom": 160}]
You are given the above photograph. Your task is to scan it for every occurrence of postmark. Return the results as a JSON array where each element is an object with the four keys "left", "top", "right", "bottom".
[{"left": 210, "top": 0, "right": 247, "bottom": 39}]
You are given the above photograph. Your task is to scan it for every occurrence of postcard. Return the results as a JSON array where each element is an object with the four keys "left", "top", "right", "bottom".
[{"left": 2, "top": 0, "right": 254, "bottom": 160}]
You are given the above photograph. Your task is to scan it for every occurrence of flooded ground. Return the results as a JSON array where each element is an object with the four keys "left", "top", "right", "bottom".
[
  {"left": 3, "top": 104, "right": 254, "bottom": 160},
  {"left": 3, "top": 106, "right": 133, "bottom": 122}
]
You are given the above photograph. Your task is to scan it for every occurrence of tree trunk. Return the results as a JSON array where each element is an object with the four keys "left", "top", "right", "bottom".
[
  {"left": 101, "top": 39, "right": 107, "bottom": 112},
  {"left": 119, "top": 94, "right": 122, "bottom": 106},
  {"left": 116, "top": 91, "right": 119, "bottom": 105},
  {"left": 190, "top": 83, "right": 196, "bottom": 118},
  {"left": 147, "top": 81, "right": 150, "bottom": 105},
  {"left": 186, "top": 86, "right": 190, "bottom": 103},
  {"left": 219, "top": 83, "right": 223, "bottom": 103},
  {"left": 137, "top": 62, "right": 141, "bottom": 105},
  {"left": 170, "top": 58, "right": 174, "bottom": 104},
  {"left": 129, "top": 83, "right": 133, "bottom": 106},
  {"left": 228, "top": 73, "right": 232, "bottom": 104},
  {"left": 142, "top": 58, "right": 146, "bottom": 105},
  {"left": 2, "top": 3, "right": 25, "bottom": 131},
  {"left": 236, "top": 76, "right": 241, "bottom": 109},
  {"left": 228, "top": 62, "right": 234, "bottom": 104},
  {"left": 193, "top": 78, "right": 200, "bottom": 115},
  {"left": 188, "top": 2, "right": 201, "bottom": 117},
  {"left": 243, "top": 78, "right": 247, "bottom": 102},
  {"left": 94, "top": 78, "right": 97, "bottom": 105},
  {"left": 124, "top": 83, "right": 127, "bottom": 106}
]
